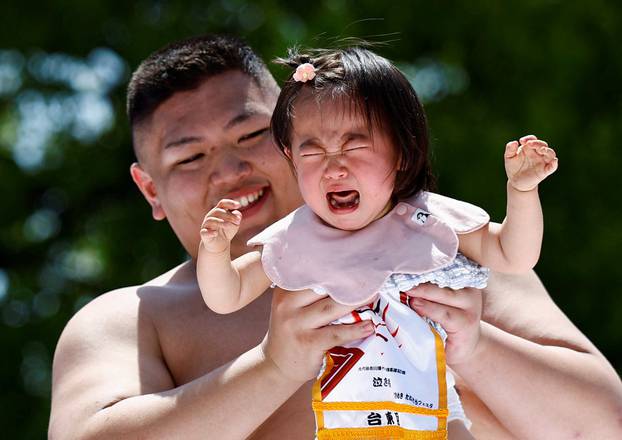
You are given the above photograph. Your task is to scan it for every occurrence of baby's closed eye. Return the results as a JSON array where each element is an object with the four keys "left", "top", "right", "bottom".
[
  {"left": 343, "top": 145, "right": 369, "bottom": 153},
  {"left": 300, "top": 150, "right": 325, "bottom": 158}
]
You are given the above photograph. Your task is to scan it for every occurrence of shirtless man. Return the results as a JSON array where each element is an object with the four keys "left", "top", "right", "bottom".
[{"left": 49, "top": 34, "right": 622, "bottom": 439}]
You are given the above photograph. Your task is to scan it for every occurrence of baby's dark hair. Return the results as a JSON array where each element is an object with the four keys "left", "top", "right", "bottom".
[{"left": 271, "top": 46, "right": 434, "bottom": 201}]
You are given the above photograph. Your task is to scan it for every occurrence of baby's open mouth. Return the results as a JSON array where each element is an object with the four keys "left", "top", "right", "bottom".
[{"left": 327, "top": 190, "right": 360, "bottom": 210}]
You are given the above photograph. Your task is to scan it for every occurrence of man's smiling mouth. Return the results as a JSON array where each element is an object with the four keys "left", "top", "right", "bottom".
[
  {"left": 225, "top": 186, "right": 269, "bottom": 214},
  {"left": 231, "top": 188, "right": 264, "bottom": 209}
]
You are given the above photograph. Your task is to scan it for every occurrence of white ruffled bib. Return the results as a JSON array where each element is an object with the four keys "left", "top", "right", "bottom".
[{"left": 248, "top": 191, "right": 490, "bottom": 305}]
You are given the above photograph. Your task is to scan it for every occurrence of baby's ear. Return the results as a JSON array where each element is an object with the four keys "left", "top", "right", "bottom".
[{"left": 283, "top": 147, "right": 298, "bottom": 174}]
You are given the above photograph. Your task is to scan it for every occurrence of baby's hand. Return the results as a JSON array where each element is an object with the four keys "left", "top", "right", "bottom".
[
  {"left": 200, "top": 199, "right": 242, "bottom": 253},
  {"left": 505, "top": 135, "right": 558, "bottom": 191}
]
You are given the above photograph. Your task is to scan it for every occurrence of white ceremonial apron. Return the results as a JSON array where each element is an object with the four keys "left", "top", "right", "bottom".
[{"left": 312, "top": 289, "right": 449, "bottom": 439}]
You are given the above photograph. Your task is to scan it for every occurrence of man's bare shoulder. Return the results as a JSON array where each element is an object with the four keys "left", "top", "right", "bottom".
[
  {"left": 49, "top": 263, "right": 196, "bottom": 438},
  {"left": 54, "top": 259, "right": 270, "bottom": 388},
  {"left": 58, "top": 260, "right": 197, "bottom": 340},
  {"left": 53, "top": 261, "right": 198, "bottom": 374}
]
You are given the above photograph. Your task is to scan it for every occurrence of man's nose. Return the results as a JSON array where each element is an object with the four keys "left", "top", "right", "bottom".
[
  {"left": 323, "top": 155, "right": 348, "bottom": 180},
  {"left": 209, "top": 150, "right": 252, "bottom": 187}
]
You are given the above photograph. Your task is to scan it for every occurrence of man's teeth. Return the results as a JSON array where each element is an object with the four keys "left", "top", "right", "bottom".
[{"left": 233, "top": 189, "right": 264, "bottom": 207}]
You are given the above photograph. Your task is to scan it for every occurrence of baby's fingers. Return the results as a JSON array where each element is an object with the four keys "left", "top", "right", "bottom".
[
  {"left": 200, "top": 216, "right": 240, "bottom": 251},
  {"left": 201, "top": 208, "right": 242, "bottom": 228},
  {"left": 504, "top": 140, "right": 520, "bottom": 158},
  {"left": 200, "top": 226, "right": 218, "bottom": 239},
  {"left": 526, "top": 142, "right": 558, "bottom": 175},
  {"left": 200, "top": 217, "right": 225, "bottom": 239},
  {"left": 201, "top": 216, "right": 239, "bottom": 237},
  {"left": 201, "top": 199, "right": 242, "bottom": 226},
  {"left": 519, "top": 134, "right": 539, "bottom": 144},
  {"left": 521, "top": 141, "right": 552, "bottom": 161},
  {"left": 216, "top": 198, "right": 242, "bottom": 210},
  {"left": 537, "top": 145, "right": 557, "bottom": 161},
  {"left": 544, "top": 157, "right": 559, "bottom": 176},
  {"left": 522, "top": 139, "right": 549, "bottom": 152}
]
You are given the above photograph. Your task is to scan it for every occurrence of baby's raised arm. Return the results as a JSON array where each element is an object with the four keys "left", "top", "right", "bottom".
[
  {"left": 459, "top": 135, "right": 558, "bottom": 273},
  {"left": 197, "top": 199, "right": 271, "bottom": 314}
]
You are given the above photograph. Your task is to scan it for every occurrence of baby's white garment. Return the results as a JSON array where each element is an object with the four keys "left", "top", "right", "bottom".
[
  {"left": 447, "top": 370, "right": 470, "bottom": 429},
  {"left": 249, "top": 191, "right": 490, "bottom": 439}
]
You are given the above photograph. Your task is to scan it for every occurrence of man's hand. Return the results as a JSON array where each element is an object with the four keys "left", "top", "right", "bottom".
[
  {"left": 262, "top": 288, "right": 375, "bottom": 383},
  {"left": 505, "top": 134, "right": 558, "bottom": 192},
  {"left": 405, "top": 283, "right": 483, "bottom": 366},
  {"left": 200, "top": 199, "right": 242, "bottom": 254}
]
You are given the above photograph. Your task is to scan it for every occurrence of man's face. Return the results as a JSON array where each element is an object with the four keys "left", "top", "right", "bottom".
[{"left": 132, "top": 71, "right": 302, "bottom": 258}]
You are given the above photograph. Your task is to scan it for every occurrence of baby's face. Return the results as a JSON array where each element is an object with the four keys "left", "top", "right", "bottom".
[{"left": 288, "top": 94, "right": 397, "bottom": 231}]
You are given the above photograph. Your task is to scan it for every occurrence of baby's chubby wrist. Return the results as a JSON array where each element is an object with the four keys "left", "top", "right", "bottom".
[
  {"left": 507, "top": 179, "right": 539, "bottom": 194},
  {"left": 199, "top": 240, "right": 232, "bottom": 257}
]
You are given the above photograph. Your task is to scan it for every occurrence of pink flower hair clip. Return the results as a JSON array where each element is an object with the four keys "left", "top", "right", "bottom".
[{"left": 293, "top": 63, "right": 316, "bottom": 82}]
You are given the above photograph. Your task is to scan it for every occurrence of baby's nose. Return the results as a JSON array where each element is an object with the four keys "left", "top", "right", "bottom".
[{"left": 324, "top": 156, "right": 348, "bottom": 179}]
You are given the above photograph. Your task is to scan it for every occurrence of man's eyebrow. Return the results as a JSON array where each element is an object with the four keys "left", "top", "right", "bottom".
[
  {"left": 224, "top": 107, "right": 266, "bottom": 130},
  {"left": 164, "top": 136, "right": 204, "bottom": 150}
]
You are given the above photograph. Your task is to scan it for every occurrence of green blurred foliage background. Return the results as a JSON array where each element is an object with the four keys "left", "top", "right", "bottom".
[{"left": 0, "top": 0, "right": 620, "bottom": 438}]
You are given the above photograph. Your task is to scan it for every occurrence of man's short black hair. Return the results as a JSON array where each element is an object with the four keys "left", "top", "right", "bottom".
[
  {"left": 271, "top": 46, "right": 434, "bottom": 201},
  {"left": 127, "top": 34, "right": 275, "bottom": 146}
]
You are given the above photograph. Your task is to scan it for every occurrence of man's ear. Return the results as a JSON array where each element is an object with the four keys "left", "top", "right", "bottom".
[{"left": 130, "top": 162, "right": 166, "bottom": 220}]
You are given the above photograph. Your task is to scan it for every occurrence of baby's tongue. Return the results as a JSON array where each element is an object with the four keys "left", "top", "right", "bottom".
[{"left": 328, "top": 190, "right": 360, "bottom": 208}]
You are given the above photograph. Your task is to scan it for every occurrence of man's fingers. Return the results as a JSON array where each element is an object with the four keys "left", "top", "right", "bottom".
[
  {"left": 315, "top": 321, "right": 375, "bottom": 351},
  {"left": 409, "top": 300, "right": 469, "bottom": 333},
  {"left": 272, "top": 287, "right": 330, "bottom": 309},
  {"left": 303, "top": 296, "right": 359, "bottom": 328},
  {"left": 404, "top": 284, "right": 476, "bottom": 310},
  {"left": 270, "top": 289, "right": 350, "bottom": 326}
]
